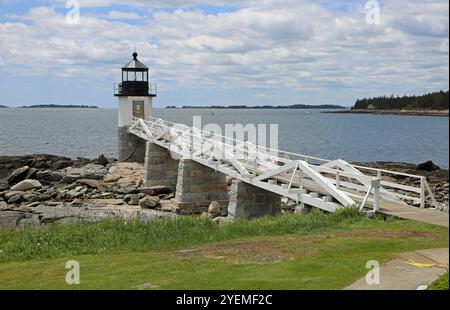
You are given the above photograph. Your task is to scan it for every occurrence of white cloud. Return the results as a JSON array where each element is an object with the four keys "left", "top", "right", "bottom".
[
  {"left": 106, "top": 10, "right": 143, "bottom": 20},
  {"left": 0, "top": 0, "right": 448, "bottom": 102}
]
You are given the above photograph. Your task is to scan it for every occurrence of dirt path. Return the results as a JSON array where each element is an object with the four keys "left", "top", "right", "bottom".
[{"left": 345, "top": 248, "right": 449, "bottom": 290}]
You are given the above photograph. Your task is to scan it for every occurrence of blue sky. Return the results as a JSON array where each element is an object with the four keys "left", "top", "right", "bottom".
[{"left": 0, "top": 0, "right": 448, "bottom": 108}]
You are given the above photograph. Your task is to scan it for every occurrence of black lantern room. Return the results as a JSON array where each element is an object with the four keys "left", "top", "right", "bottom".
[{"left": 114, "top": 52, "right": 156, "bottom": 97}]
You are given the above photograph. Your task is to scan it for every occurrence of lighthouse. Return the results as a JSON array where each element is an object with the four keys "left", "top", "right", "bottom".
[{"left": 114, "top": 52, "right": 156, "bottom": 162}]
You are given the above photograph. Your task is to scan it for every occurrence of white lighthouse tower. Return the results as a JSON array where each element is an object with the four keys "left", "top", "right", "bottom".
[{"left": 114, "top": 52, "right": 156, "bottom": 162}]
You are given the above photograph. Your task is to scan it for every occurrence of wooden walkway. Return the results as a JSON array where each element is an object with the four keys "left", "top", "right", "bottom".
[
  {"left": 275, "top": 173, "right": 449, "bottom": 227},
  {"left": 130, "top": 117, "right": 448, "bottom": 227},
  {"left": 378, "top": 203, "right": 449, "bottom": 227}
]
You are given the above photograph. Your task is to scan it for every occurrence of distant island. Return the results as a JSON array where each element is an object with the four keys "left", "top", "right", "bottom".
[
  {"left": 326, "top": 90, "right": 449, "bottom": 117},
  {"left": 166, "top": 104, "right": 345, "bottom": 109},
  {"left": 19, "top": 104, "right": 98, "bottom": 109}
]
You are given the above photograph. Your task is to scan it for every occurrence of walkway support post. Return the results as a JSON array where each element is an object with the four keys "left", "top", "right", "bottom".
[
  {"left": 228, "top": 180, "right": 281, "bottom": 219},
  {"left": 144, "top": 141, "right": 179, "bottom": 189},
  {"left": 174, "top": 158, "right": 229, "bottom": 214}
]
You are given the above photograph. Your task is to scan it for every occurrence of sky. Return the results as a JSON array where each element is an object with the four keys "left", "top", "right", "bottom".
[{"left": 0, "top": 0, "right": 448, "bottom": 108}]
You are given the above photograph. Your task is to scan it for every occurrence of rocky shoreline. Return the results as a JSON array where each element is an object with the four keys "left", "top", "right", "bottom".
[
  {"left": 0, "top": 154, "right": 448, "bottom": 229},
  {"left": 324, "top": 109, "right": 449, "bottom": 117},
  {"left": 0, "top": 155, "right": 184, "bottom": 230}
]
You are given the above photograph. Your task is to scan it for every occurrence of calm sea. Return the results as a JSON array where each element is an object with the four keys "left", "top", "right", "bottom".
[{"left": 0, "top": 108, "right": 448, "bottom": 168}]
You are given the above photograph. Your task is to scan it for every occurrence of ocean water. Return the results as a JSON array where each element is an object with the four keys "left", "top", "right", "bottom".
[{"left": 0, "top": 108, "right": 448, "bottom": 168}]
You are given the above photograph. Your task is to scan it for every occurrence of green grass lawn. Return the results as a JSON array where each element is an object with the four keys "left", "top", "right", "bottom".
[
  {"left": 428, "top": 272, "right": 449, "bottom": 290},
  {"left": 0, "top": 209, "right": 448, "bottom": 290}
]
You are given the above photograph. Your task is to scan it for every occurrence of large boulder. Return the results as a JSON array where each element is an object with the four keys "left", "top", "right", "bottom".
[
  {"left": 124, "top": 194, "right": 139, "bottom": 205},
  {"left": 416, "top": 160, "right": 440, "bottom": 172},
  {"left": 208, "top": 201, "right": 222, "bottom": 216},
  {"left": 7, "top": 194, "right": 23, "bottom": 205},
  {"left": 62, "top": 164, "right": 108, "bottom": 183},
  {"left": 139, "top": 196, "right": 160, "bottom": 209},
  {"left": 96, "top": 154, "right": 109, "bottom": 166},
  {"left": 36, "top": 170, "right": 64, "bottom": 183},
  {"left": 6, "top": 166, "right": 29, "bottom": 185},
  {"left": 11, "top": 179, "right": 43, "bottom": 192}
]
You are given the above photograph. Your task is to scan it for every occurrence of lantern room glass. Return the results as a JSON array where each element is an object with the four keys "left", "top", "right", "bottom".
[{"left": 122, "top": 71, "right": 148, "bottom": 82}]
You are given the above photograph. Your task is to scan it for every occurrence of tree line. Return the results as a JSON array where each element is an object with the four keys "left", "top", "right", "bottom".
[{"left": 353, "top": 91, "right": 449, "bottom": 110}]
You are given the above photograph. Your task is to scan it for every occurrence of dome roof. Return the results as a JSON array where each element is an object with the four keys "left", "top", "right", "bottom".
[{"left": 122, "top": 52, "right": 148, "bottom": 71}]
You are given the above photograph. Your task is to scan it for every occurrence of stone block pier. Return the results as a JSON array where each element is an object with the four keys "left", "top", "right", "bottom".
[
  {"left": 228, "top": 180, "right": 281, "bottom": 218},
  {"left": 144, "top": 142, "right": 178, "bottom": 189},
  {"left": 122, "top": 138, "right": 281, "bottom": 218},
  {"left": 174, "top": 159, "right": 230, "bottom": 214}
]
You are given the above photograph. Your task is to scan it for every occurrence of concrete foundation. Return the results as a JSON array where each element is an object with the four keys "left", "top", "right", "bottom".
[
  {"left": 118, "top": 126, "right": 146, "bottom": 163},
  {"left": 144, "top": 142, "right": 179, "bottom": 189},
  {"left": 228, "top": 180, "right": 281, "bottom": 219},
  {"left": 174, "top": 159, "right": 229, "bottom": 213}
]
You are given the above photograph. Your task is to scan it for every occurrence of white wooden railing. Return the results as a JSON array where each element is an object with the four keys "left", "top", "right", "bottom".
[{"left": 128, "top": 117, "right": 439, "bottom": 213}]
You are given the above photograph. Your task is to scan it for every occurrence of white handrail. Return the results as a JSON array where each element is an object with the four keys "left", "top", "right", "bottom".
[{"left": 133, "top": 117, "right": 438, "bottom": 210}]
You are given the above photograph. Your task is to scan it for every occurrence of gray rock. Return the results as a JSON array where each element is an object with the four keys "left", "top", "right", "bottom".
[
  {"left": 6, "top": 166, "right": 29, "bottom": 185},
  {"left": 11, "top": 179, "right": 43, "bottom": 192},
  {"left": 23, "top": 193, "right": 41, "bottom": 203},
  {"left": 139, "top": 185, "right": 173, "bottom": 196},
  {"left": 0, "top": 211, "right": 25, "bottom": 229},
  {"left": 97, "top": 154, "right": 109, "bottom": 166},
  {"left": 66, "top": 186, "right": 88, "bottom": 199},
  {"left": 139, "top": 196, "right": 160, "bottom": 209},
  {"left": 124, "top": 194, "right": 139, "bottom": 205},
  {"left": 77, "top": 179, "right": 103, "bottom": 189},
  {"left": 4, "top": 191, "right": 25, "bottom": 200},
  {"left": 17, "top": 215, "right": 41, "bottom": 229},
  {"left": 416, "top": 160, "right": 440, "bottom": 172},
  {"left": 20, "top": 202, "right": 42, "bottom": 209},
  {"left": 0, "top": 182, "right": 9, "bottom": 191},
  {"left": 24, "top": 168, "right": 38, "bottom": 180},
  {"left": 213, "top": 216, "right": 233, "bottom": 225},
  {"left": 0, "top": 201, "right": 9, "bottom": 210},
  {"left": 7, "top": 194, "right": 23, "bottom": 205},
  {"left": 116, "top": 185, "right": 139, "bottom": 195},
  {"left": 62, "top": 164, "right": 107, "bottom": 183},
  {"left": 51, "top": 160, "right": 73, "bottom": 170},
  {"left": 40, "top": 188, "right": 58, "bottom": 201},
  {"left": 201, "top": 211, "right": 214, "bottom": 219},
  {"left": 36, "top": 170, "right": 64, "bottom": 183},
  {"left": 0, "top": 202, "right": 179, "bottom": 229},
  {"left": 208, "top": 201, "right": 222, "bottom": 216},
  {"left": 294, "top": 205, "right": 312, "bottom": 215}
]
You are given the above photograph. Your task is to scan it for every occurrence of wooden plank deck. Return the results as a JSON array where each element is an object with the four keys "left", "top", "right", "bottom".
[
  {"left": 377, "top": 203, "right": 449, "bottom": 227},
  {"left": 273, "top": 172, "right": 449, "bottom": 227}
]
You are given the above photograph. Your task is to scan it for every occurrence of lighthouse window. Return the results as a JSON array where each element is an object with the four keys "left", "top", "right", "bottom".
[
  {"left": 132, "top": 101, "right": 145, "bottom": 118},
  {"left": 124, "top": 71, "right": 146, "bottom": 81}
]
